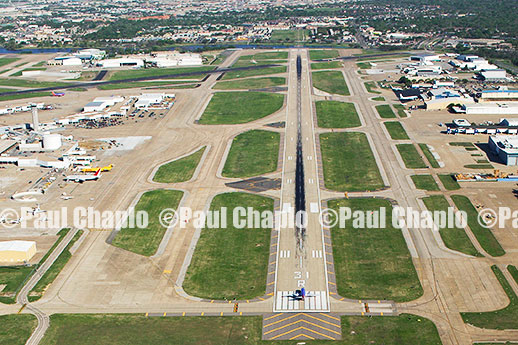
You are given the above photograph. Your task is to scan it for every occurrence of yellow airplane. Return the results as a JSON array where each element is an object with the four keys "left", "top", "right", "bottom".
[{"left": 82, "top": 164, "right": 113, "bottom": 173}]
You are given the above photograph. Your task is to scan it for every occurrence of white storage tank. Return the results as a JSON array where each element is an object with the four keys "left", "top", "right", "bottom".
[{"left": 43, "top": 134, "right": 62, "bottom": 150}]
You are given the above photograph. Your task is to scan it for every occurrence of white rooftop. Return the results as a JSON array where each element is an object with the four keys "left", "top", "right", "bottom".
[{"left": 0, "top": 240, "right": 35, "bottom": 252}]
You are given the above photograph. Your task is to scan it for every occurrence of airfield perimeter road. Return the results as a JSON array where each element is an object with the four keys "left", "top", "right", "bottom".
[{"left": 3, "top": 49, "right": 518, "bottom": 344}]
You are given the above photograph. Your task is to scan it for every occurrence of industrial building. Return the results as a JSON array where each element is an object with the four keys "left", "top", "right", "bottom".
[
  {"left": 489, "top": 136, "right": 518, "bottom": 165},
  {"left": 0, "top": 241, "right": 37, "bottom": 263},
  {"left": 74, "top": 49, "right": 105, "bottom": 60},
  {"left": 410, "top": 53, "right": 441, "bottom": 64},
  {"left": 425, "top": 96, "right": 475, "bottom": 110},
  {"left": 83, "top": 96, "right": 124, "bottom": 112},
  {"left": 478, "top": 69, "right": 508, "bottom": 82},
  {"left": 480, "top": 90, "right": 518, "bottom": 102},
  {"left": 461, "top": 103, "right": 518, "bottom": 115},
  {"left": 135, "top": 93, "right": 168, "bottom": 108},
  {"left": 146, "top": 52, "right": 203, "bottom": 67},
  {"left": 97, "top": 58, "right": 144, "bottom": 68}
]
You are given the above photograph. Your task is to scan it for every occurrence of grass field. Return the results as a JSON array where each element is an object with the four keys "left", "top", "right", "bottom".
[
  {"left": 438, "top": 174, "right": 461, "bottom": 190},
  {"left": 384, "top": 121, "right": 409, "bottom": 140},
  {"left": 240, "top": 52, "right": 289, "bottom": 60},
  {"left": 320, "top": 132, "right": 384, "bottom": 192},
  {"left": 396, "top": 144, "right": 427, "bottom": 169},
  {"left": 449, "top": 142, "right": 475, "bottom": 147},
  {"left": 364, "top": 81, "right": 381, "bottom": 94},
  {"left": 270, "top": 30, "right": 308, "bottom": 42},
  {"left": 0, "top": 91, "right": 52, "bottom": 102},
  {"left": 328, "top": 198, "right": 423, "bottom": 301},
  {"left": 375, "top": 104, "right": 397, "bottom": 119},
  {"left": 0, "top": 57, "right": 21, "bottom": 67},
  {"left": 183, "top": 192, "right": 273, "bottom": 300},
  {"left": 213, "top": 77, "right": 285, "bottom": 90},
  {"left": 0, "top": 78, "right": 69, "bottom": 88},
  {"left": 393, "top": 104, "right": 407, "bottom": 117},
  {"left": 509, "top": 265, "right": 518, "bottom": 285},
  {"left": 29, "top": 230, "right": 83, "bottom": 301},
  {"left": 411, "top": 175, "right": 439, "bottom": 191},
  {"left": 111, "top": 189, "right": 184, "bottom": 256},
  {"left": 357, "top": 62, "right": 371, "bottom": 69},
  {"left": 98, "top": 81, "right": 192, "bottom": 90},
  {"left": 40, "top": 313, "right": 441, "bottom": 345},
  {"left": 109, "top": 66, "right": 214, "bottom": 81},
  {"left": 222, "top": 66, "right": 287, "bottom": 80},
  {"left": 422, "top": 195, "right": 481, "bottom": 257},
  {"left": 0, "top": 314, "right": 38, "bottom": 345},
  {"left": 199, "top": 92, "right": 284, "bottom": 125},
  {"left": 464, "top": 164, "right": 494, "bottom": 169},
  {"left": 309, "top": 49, "right": 339, "bottom": 60},
  {"left": 451, "top": 195, "right": 505, "bottom": 257},
  {"left": 418, "top": 143, "right": 440, "bottom": 168},
  {"left": 222, "top": 130, "right": 279, "bottom": 178},
  {"left": 312, "top": 71, "right": 349, "bottom": 96},
  {"left": 315, "top": 100, "right": 361, "bottom": 128},
  {"left": 311, "top": 61, "right": 343, "bottom": 70},
  {"left": 372, "top": 96, "right": 385, "bottom": 101},
  {"left": 462, "top": 265, "right": 518, "bottom": 329},
  {"left": 232, "top": 59, "right": 281, "bottom": 68},
  {"left": 153, "top": 147, "right": 206, "bottom": 183}
]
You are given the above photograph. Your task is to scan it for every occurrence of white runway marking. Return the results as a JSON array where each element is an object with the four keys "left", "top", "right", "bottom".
[
  {"left": 276, "top": 291, "right": 328, "bottom": 312},
  {"left": 312, "top": 250, "right": 323, "bottom": 258},
  {"left": 280, "top": 250, "right": 291, "bottom": 258}
]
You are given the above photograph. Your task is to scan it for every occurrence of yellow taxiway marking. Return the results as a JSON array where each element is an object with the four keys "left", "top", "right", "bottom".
[
  {"left": 289, "top": 333, "right": 315, "bottom": 340},
  {"left": 246, "top": 300, "right": 250, "bottom": 303},
  {"left": 327, "top": 271, "right": 334, "bottom": 275},
  {"left": 182, "top": 312, "right": 185, "bottom": 316},
  {"left": 201, "top": 312, "right": 204, "bottom": 316},
  {"left": 18, "top": 304, "right": 26, "bottom": 314},
  {"left": 304, "top": 314, "right": 341, "bottom": 328},
  {"left": 380, "top": 312, "right": 384, "bottom": 316},
  {"left": 258, "top": 297, "right": 265, "bottom": 301},
  {"left": 163, "top": 312, "right": 167, "bottom": 317},
  {"left": 319, "top": 313, "right": 340, "bottom": 321},
  {"left": 264, "top": 313, "right": 303, "bottom": 328},
  {"left": 271, "top": 326, "right": 335, "bottom": 340},
  {"left": 210, "top": 300, "right": 214, "bottom": 303},
  {"left": 266, "top": 318, "right": 341, "bottom": 335},
  {"left": 328, "top": 281, "right": 336, "bottom": 285},
  {"left": 240, "top": 312, "right": 243, "bottom": 316},
  {"left": 228, "top": 301, "right": 232, "bottom": 304},
  {"left": 267, "top": 292, "right": 274, "bottom": 296},
  {"left": 361, "top": 312, "right": 365, "bottom": 316},
  {"left": 264, "top": 313, "right": 284, "bottom": 321},
  {"left": 268, "top": 271, "right": 275, "bottom": 275},
  {"left": 220, "top": 312, "right": 223, "bottom": 316},
  {"left": 163, "top": 269, "right": 172, "bottom": 274},
  {"left": 270, "top": 252, "right": 277, "bottom": 255},
  {"left": 267, "top": 281, "right": 274, "bottom": 285},
  {"left": 145, "top": 312, "right": 148, "bottom": 317}
]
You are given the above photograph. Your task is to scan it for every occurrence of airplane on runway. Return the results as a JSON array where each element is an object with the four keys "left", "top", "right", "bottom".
[
  {"left": 51, "top": 91, "right": 65, "bottom": 97},
  {"left": 64, "top": 168, "right": 101, "bottom": 183},
  {"left": 283, "top": 287, "right": 314, "bottom": 300}
]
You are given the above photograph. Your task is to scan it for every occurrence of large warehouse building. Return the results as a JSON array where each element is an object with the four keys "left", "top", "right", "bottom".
[
  {"left": 0, "top": 240, "right": 37, "bottom": 263},
  {"left": 489, "top": 136, "right": 518, "bottom": 165}
]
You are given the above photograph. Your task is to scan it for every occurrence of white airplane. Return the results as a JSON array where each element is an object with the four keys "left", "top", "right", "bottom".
[{"left": 65, "top": 169, "right": 101, "bottom": 183}]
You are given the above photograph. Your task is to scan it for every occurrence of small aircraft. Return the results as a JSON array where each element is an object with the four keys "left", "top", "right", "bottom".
[
  {"left": 283, "top": 288, "right": 314, "bottom": 301},
  {"left": 51, "top": 91, "right": 65, "bottom": 97},
  {"left": 65, "top": 168, "right": 101, "bottom": 183}
]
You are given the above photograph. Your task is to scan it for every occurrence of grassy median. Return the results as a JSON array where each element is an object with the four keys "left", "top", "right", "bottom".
[
  {"left": 213, "top": 77, "right": 285, "bottom": 90},
  {"left": 411, "top": 175, "right": 439, "bottom": 191},
  {"left": 222, "top": 66, "right": 287, "bottom": 80},
  {"left": 384, "top": 121, "right": 409, "bottom": 140},
  {"left": 40, "top": 313, "right": 441, "bottom": 345},
  {"left": 312, "top": 71, "right": 349, "bottom": 96},
  {"left": 328, "top": 198, "right": 423, "bottom": 302},
  {"left": 419, "top": 144, "right": 440, "bottom": 168},
  {"left": 109, "top": 66, "right": 213, "bottom": 81},
  {"left": 375, "top": 104, "right": 397, "bottom": 119},
  {"left": 315, "top": 101, "right": 361, "bottom": 128},
  {"left": 153, "top": 147, "right": 205, "bottom": 183},
  {"left": 320, "top": 132, "right": 384, "bottom": 192},
  {"left": 438, "top": 174, "right": 461, "bottom": 190},
  {"left": 422, "top": 195, "right": 481, "bottom": 257},
  {"left": 183, "top": 192, "right": 273, "bottom": 300},
  {"left": 222, "top": 130, "right": 279, "bottom": 178},
  {"left": 199, "top": 92, "right": 284, "bottom": 125},
  {"left": 451, "top": 195, "right": 505, "bottom": 257},
  {"left": 309, "top": 49, "right": 339, "bottom": 60},
  {"left": 396, "top": 144, "right": 427, "bottom": 169},
  {"left": 112, "top": 189, "right": 184, "bottom": 256},
  {"left": 0, "top": 314, "right": 37, "bottom": 345}
]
